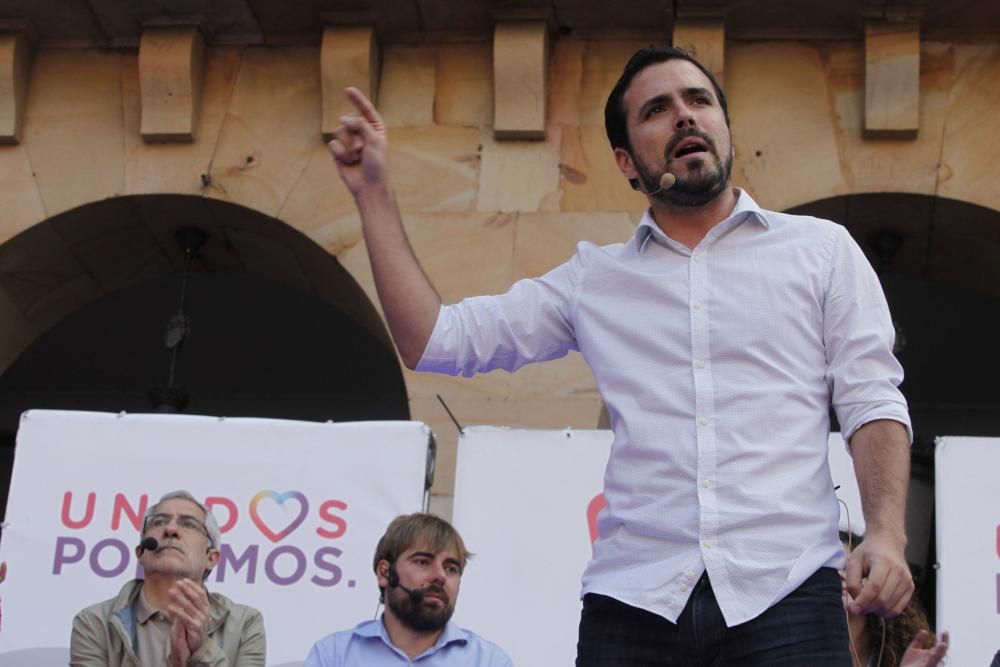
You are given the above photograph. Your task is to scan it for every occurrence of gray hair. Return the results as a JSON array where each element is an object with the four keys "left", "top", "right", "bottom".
[{"left": 143, "top": 490, "right": 222, "bottom": 550}]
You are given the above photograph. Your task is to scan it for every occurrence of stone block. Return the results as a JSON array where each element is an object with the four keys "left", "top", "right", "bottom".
[
  {"left": 865, "top": 20, "right": 920, "bottom": 138},
  {"left": 727, "top": 43, "right": 844, "bottom": 211},
  {"left": 938, "top": 44, "right": 1000, "bottom": 213},
  {"left": 559, "top": 126, "right": 646, "bottom": 213},
  {"left": 320, "top": 26, "right": 380, "bottom": 141},
  {"left": 405, "top": 366, "right": 512, "bottom": 403},
  {"left": 278, "top": 143, "right": 360, "bottom": 254},
  {"left": 511, "top": 211, "right": 635, "bottom": 280},
  {"left": 548, "top": 38, "right": 584, "bottom": 127},
  {"left": 579, "top": 41, "right": 648, "bottom": 127},
  {"left": 123, "top": 48, "right": 242, "bottom": 195},
  {"left": 427, "top": 493, "right": 453, "bottom": 521},
  {"left": 389, "top": 126, "right": 480, "bottom": 212},
  {"left": 207, "top": 47, "right": 320, "bottom": 217},
  {"left": 672, "top": 18, "right": 725, "bottom": 85},
  {"left": 138, "top": 26, "right": 204, "bottom": 142},
  {"left": 493, "top": 21, "right": 548, "bottom": 139},
  {"left": 378, "top": 45, "right": 435, "bottom": 127},
  {"left": 407, "top": 211, "right": 517, "bottom": 302},
  {"left": 0, "top": 32, "right": 31, "bottom": 144},
  {"left": 21, "top": 50, "right": 126, "bottom": 217},
  {"left": 0, "top": 143, "right": 46, "bottom": 243},
  {"left": 510, "top": 396, "right": 604, "bottom": 429},
  {"left": 826, "top": 41, "right": 949, "bottom": 197},
  {"left": 478, "top": 126, "right": 561, "bottom": 212},
  {"left": 435, "top": 43, "right": 492, "bottom": 128}
]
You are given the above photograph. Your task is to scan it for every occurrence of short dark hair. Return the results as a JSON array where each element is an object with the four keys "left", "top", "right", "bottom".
[{"left": 604, "top": 46, "right": 730, "bottom": 152}]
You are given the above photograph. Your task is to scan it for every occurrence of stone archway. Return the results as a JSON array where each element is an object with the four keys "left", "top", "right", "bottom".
[
  {"left": 786, "top": 192, "right": 1000, "bottom": 437},
  {"left": 0, "top": 194, "right": 408, "bottom": 512},
  {"left": 787, "top": 192, "right": 1000, "bottom": 626}
]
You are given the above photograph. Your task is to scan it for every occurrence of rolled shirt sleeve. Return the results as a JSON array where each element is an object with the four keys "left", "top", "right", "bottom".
[
  {"left": 417, "top": 251, "right": 583, "bottom": 376},
  {"left": 823, "top": 225, "right": 912, "bottom": 446}
]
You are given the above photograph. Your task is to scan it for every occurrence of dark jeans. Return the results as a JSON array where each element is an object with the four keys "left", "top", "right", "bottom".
[{"left": 577, "top": 567, "right": 851, "bottom": 666}]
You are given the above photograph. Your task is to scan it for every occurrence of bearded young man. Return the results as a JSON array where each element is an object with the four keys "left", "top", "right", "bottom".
[
  {"left": 303, "top": 513, "right": 511, "bottom": 666},
  {"left": 327, "top": 46, "right": 914, "bottom": 665}
]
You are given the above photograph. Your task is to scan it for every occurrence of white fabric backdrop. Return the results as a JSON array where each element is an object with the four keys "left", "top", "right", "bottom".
[
  {"left": 451, "top": 426, "right": 613, "bottom": 667},
  {"left": 935, "top": 436, "right": 1000, "bottom": 666},
  {"left": 452, "top": 428, "right": 859, "bottom": 667},
  {"left": 0, "top": 410, "right": 431, "bottom": 666}
]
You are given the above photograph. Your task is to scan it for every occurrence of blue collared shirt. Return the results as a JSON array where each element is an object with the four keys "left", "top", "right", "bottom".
[
  {"left": 304, "top": 618, "right": 513, "bottom": 666},
  {"left": 418, "top": 189, "right": 911, "bottom": 626}
]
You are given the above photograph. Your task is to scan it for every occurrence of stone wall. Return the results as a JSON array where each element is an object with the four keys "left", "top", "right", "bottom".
[{"left": 0, "top": 37, "right": 998, "bottom": 513}]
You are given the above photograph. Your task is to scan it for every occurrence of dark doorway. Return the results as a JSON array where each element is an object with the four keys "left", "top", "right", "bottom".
[
  {"left": 787, "top": 192, "right": 1000, "bottom": 627},
  {"left": 0, "top": 195, "right": 408, "bottom": 518}
]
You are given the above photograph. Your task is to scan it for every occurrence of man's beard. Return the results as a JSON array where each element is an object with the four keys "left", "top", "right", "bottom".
[
  {"left": 635, "top": 128, "right": 733, "bottom": 207},
  {"left": 386, "top": 585, "right": 455, "bottom": 632}
]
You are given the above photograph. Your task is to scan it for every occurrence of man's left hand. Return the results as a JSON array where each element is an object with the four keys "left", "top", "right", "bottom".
[
  {"left": 844, "top": 531, "right": 914, "bottom": 616},
  {"left": 167, "top": 578, "right": 212, "bottom": 658}
]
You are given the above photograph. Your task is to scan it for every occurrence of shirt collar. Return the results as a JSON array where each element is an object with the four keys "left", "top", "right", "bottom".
[
  {"left": 355, "top": 617, "right": 470, "bottom": 654},
  {"left": 634, "top": 188, "right": 770, "bottom": 251},
  {"left": 135, "top": 587, "right": 164, "bottom": 625}
]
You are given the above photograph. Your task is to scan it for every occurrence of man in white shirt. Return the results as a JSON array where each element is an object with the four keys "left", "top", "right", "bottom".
[{"left": 327, "top": 46, "right": 913, "bottom": 665}]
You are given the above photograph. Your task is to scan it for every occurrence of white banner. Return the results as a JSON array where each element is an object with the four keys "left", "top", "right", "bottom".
[
  {"left": 0, "top": 410, "right": 431, "bottom": 666},
  {"left": 451, "top": 426, "right": 612, "bottom": 667},
  {"left": 452, "top": 428, "right": 857, "bottom": 667},
  {"left": 935, "top": 436, "right": 1000, "bottom": 666}
]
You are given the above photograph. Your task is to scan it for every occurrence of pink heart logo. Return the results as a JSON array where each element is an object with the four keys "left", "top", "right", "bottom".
[{"left": 249, "top": 491, "right": 309, "bottom": 543}]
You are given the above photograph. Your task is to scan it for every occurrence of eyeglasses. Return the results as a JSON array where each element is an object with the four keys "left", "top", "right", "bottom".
[{"left": 144, "top": 513, "right": 209, "bottom": 538}]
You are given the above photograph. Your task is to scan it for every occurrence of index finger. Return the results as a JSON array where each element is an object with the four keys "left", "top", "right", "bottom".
[
  {"left": 849, "top": 563, "right": 887, "bottom": 613},
  {"left": 345, "top": 86, "right": 383, "bottom": 126}
]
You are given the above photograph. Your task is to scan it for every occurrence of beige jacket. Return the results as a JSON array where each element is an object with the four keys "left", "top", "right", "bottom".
[{"left": 70, "top": 579, "right": 266, "bottom": 667}]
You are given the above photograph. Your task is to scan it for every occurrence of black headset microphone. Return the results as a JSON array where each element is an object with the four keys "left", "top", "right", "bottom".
[
  {"left": 387, "top": 564, "right": 425, "bottom": 604},
  {"left": 638, "top": 172, "right": 677, "bottom": 196},
  {"left": 138, "top": 537, "right": 159, "bottom": 554}
]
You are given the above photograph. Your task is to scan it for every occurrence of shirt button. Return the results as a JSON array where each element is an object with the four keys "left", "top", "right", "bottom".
[
  {"left": 692, "top": 254, "right": 700, "bottom": 263},
  {"left": 699, "top": 417, "right": 709, "bottom": 426},
  {"left": 695, "top": 360, "right": 705, "bottom": 369},
  {"left": 693, "top": 302, "right": 702, "bottom": 310},
  {"left": 703, "top": 539, "right": 714, "bottom": 549},
  {"left": 702, "top": 479, "right": 710, "bottom": 489}
]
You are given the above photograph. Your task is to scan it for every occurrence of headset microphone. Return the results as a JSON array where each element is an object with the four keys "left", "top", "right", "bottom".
[
  {"left": 139, "top": 537, "right": 159, "bottom": 554},
  {"left": 387, "top": 564, "right": 426, "bottom": 604},
  {"left": 639, "top": 172, "right": 677, "bottom": 196}
]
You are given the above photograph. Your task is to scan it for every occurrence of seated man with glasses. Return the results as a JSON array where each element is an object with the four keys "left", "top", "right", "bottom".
[{"left": 70, "top": 490, "right": 266, "bottom": 666}]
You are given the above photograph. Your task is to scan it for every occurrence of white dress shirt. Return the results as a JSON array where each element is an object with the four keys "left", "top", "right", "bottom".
[{"left": 417, "top": 189, "right": 911, "bottom": 626}]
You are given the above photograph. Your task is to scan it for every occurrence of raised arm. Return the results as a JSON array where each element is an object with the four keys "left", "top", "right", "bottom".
[
  {"left": 844, "top": 418, "right": 914, "bottom": 617},
  {"left": 328, "top": 87, "right": 442, "bottom": 369}
]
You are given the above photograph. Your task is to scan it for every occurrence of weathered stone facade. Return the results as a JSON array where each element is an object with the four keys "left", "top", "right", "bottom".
[{"left": 1, "top": 32, "right": 998, "bottom": 512}]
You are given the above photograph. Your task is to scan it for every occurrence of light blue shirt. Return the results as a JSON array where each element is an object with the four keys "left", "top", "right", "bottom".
[
  {"left": 418, "top": 189, "right": 911, "bottom": 626},
  {"left": 304, "top": 617, "right": 513, "bottom": 666}
]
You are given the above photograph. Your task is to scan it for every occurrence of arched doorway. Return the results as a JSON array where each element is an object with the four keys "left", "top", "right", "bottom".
[
  {"left": 787, "top": 192, "right": 1000, "bottom": 625},
  {"left": 0, "top": 195, "right": 408, "bottom": 512}
]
